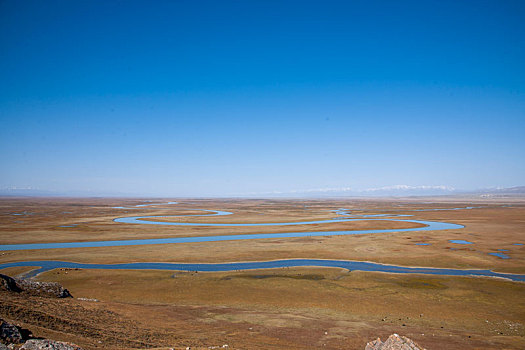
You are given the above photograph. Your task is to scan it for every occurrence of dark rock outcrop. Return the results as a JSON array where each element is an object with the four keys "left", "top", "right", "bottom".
[
  {"left": 0, "top": 274, "right": 72, "bottom": 298},
  {"left": 0, "top": 274, "right": 22, "bottom": 293},
  {"left": 365, "top": 334, "right": 425, "bottom": 350},
  {"left": 0, "top": 318, "right": 23, "bottom": 344},
  {"left": 20, "top": 339, "right": 83, "bottom": 350}
]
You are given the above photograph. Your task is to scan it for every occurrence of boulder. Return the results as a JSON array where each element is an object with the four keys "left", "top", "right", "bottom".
[
  {"left": 365, "top": 334, "right": 424, "bottom": 350},
  {"left": 20, "top": 339, "right": 83, "bottom": 350},
  {"left": 0, "top": 274, "right": 72, "bottom": 298},
  {"left": 0, "top": 318, "right": 23, "bottom": 344},
  {"left": 15, "top": 279, "right": 72, "bottom": 298}
]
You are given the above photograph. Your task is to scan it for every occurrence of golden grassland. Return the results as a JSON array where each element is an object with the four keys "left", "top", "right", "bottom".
[{"left": 0, "top": 197, "right": 524, "bottom": 349}]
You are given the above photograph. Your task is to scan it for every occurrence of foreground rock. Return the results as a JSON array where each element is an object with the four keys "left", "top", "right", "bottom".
[
  {"left": 0, "top": 318, "right": 23, "bottom": 344},
  {"left": 21, "top": 339, "right": 83, "bottom": 350},
  {"left": 365, "top": 334, "right": 425, "bottom": 350},
  {"left": 0, "top": 274, "right": 72, "bottom": 298}
]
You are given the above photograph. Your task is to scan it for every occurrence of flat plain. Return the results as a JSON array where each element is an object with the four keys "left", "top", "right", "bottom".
[{"left": 1, "top": 197, "right": 524, "bottom": 349}]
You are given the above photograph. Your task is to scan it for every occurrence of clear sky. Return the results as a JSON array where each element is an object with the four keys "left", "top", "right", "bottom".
[{"left": 1, "top": 0, "right": 524, "bottom": 197}]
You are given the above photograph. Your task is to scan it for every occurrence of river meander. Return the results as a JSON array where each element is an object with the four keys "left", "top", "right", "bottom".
[{"left": 1, "top": 202, "right": 522, "bottom": 281}]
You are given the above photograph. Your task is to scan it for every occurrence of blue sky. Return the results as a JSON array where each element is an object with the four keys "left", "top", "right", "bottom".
[{"left": 1, "top": 0, "right": 524, "bottom": 196}]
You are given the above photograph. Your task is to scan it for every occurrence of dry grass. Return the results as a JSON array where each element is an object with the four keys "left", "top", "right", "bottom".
[
  {"left": 0, "top": 197, "right": 524, "bottom": 349},
  {"left": 28, "top": 267, "right": 525, "bottom": 350}
]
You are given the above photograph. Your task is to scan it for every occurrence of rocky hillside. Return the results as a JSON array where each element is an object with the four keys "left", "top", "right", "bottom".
[
  {"left": 1, "top": 317, "right": 83, "bottom": 349},
  {"left": 1, "top": 273, "right": 427, "bottom": 349}
]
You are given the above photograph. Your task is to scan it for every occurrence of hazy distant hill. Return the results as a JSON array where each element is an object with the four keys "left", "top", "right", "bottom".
[
  {"left": 470, "top": 186, "right": 525, "bottom": 197},
  {"left": 487, "top": 186, "right": 525, "bottom": 194},
  {"left": 353, "top": 185, "right": 457, "bottom": 197},
  {"left": 0, "top": 188, "right": 61, "bottom": 197},
  {"left": 246, "top": 185, "right": 525, "bottom": 198},
  {"left": 1, "top": 186, "right": 524, "bottom": 198},
  {"left": 0, "top": 188, "right": 133, "bottom": 197}
]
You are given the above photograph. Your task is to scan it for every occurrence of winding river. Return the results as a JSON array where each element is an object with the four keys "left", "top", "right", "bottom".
[
  {"left": 1, "top": 259, "right": 523, "bottom": 282},
  {"left": 1, "top": 202, "right": 523, "bottom": 281},
  {"left": 1, "top": 204, "right": 462, "bottom": 250}
]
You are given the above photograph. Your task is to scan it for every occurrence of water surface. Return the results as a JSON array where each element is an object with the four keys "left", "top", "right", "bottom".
[
  {"left": 0, "top": 219, "right": 463, "bottom": 251},
  {"left": 489, "top": 252, "right": 510, "bottom": 259},
  {"left": 449, "top": 240, "right": 473, "bottom": 244},
  {"left": 0, "top": 259, "right": 522, "bottom": 281}
]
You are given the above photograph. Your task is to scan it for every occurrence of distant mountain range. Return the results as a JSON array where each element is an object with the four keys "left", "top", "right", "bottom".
[
  {"left": 470, "top": 186, "right": 525, "bottom": 196},
  {"left": 0, "top": 185, "right": 524, "bottom": 198},
  {"left": 241, "top": 185, "right": 525, "bottom": 198},
  {"left": 0, "top": 188, "right": 133, "bottom": 197},
  {"left": 0, "top": 188, "right": 60, "bottom": 197}
]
